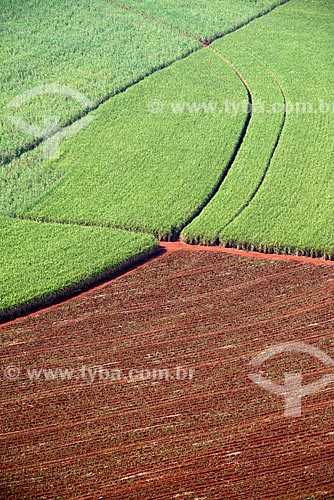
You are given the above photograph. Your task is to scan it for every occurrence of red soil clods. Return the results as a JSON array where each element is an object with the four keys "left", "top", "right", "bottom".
[
  {"left": 2, "top": 241, "right": 333, "bottom": 329},
  {"left": 1, "top": 250, "right": 334, "bottom": 499}
]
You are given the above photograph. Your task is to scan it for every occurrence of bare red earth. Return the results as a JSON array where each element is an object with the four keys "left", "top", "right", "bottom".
[
  {"left": 1, "top": 250, "right": 334, "bottom": 499},
  {"left": 2, "top": 241, "right": 333, "bottom": 329}
]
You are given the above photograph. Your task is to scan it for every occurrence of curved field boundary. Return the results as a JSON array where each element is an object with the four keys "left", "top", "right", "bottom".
[
  {"left": 208, "top": 0, "right": 334, "bottom": 260},
  {"left": 8, "top": 214, "right": 157, "bottom": 236},
  {"left": 220, "top": 48, "right": 287, "bottom": 231},
  {"left": 1, "top": 249, "right": 334, "bottom": 499},
  {"left": 19, "top": 48, "right": 247, "bottom": 240},
  {"left": 1, "top": 0, "right": 292, "bottom": 167},
  {"left": 181, "top": 1, "right": 334, "bottom": 260},
  {"left": 1, "top": 239, "right": 333, "bottom": 328},
  {"left": 2, "top": 1, "right": 332, "bottom": 327},
  {"left": 209, "top": 47, "right": 252, "bottom": 97},
  {"left": 1, "top": 48, "right": 249, "bottom": 325},
  {"left": 175, "top": 47, "right": 253, "bottom": 238},
  {"left": 181, "top": 42, "right": 286, "bottom": 245}
]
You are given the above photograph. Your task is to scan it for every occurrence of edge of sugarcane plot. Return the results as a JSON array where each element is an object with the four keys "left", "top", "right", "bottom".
[
  {"left": 181, "top": 41, "right": 286, "bottom": 245},
  {"left": 13, "top": 49, "right": 247, "bottom": 239},
  {"left": 183, "top": 0, "right": 334, "bottom": 259}
]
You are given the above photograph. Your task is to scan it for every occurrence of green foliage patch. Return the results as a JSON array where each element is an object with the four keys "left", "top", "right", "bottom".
[
  {"left": 181, "top": 42, "right": 284, "bottom": 244},
  {"left": 121, "top": 0, "right": 287, "bottom": 39},
  {"left": 0, "top": 216, "right": 157, "bottom": 314},
  {"left": 0, "top": 0, "right": 198, "bottom": 161},
  {"left": 183, "top": 0, "right": 334, "bottom": 257},
  {"left": 13, "top": 49, "right": 247, "bottom": 239}
]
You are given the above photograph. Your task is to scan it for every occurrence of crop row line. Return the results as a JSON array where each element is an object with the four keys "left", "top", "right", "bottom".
[
  {"left": 104, "top": 0, "right": 196, "bottom": 41},
  {"left": 8, "top": 35, "right": 255, "bottom": 249},
  {"left": 218, "top": 46, "right": 288, "bottom": 232},
  {"left": 8, "top": 214, "right": 156, "bottom": 237},
  {"left": 174, "top": 46, "right": 253, "bottom": 241},
  {"left": 0, "top": 47, "right": 199, "bottom": 167},
  {"left": 1, "top": 0, "right": 291, "bottom": 169}
]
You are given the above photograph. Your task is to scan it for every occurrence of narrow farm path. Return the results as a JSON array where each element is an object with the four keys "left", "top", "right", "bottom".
[
  {"left": 8, "top": 214, "right": 155, "bottom": 236},
  {"left": 104, "top": 0, "right": 196, "bottom": 40},
  {"left": 2, "top": 240, "right": 333, "bottom": 328},
  {"left": 104, "top": 0, "right": 292, "bottom": 45},
  {"left": 215, "top": 46, "right": 288, "bottom": 232},
  {"left": 1, "top": 0, "right": 292, "bottom": 167},
  {"left": 176, "top": 46, "right": 253, "bottom": 237}
]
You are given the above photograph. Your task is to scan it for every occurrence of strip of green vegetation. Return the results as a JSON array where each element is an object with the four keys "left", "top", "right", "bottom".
[
  {"left": 181, "top": 42, "right": 284, "bottom": 244},
  {"left": 120, "top": 0, "right": 287, "bottom": 39},
  {"left": 0, "top": 0, "right": 198, "bottom": 162},
  {"left": 184, "top": 0, "right": 334, "bottom": 257},
  {"left": 0, "top": 217, "right": 157, "bottom": 314},
  {"left": 0, "top": 147, "right": 66, "bottom": 217},
  {"left": 10, "top": 49, "right": 247, "bottom": 239}
]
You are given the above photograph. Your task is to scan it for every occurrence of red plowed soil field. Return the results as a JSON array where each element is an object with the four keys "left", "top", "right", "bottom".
[{"left": 1, "top": 250, "right": 334, "bottom": 499}]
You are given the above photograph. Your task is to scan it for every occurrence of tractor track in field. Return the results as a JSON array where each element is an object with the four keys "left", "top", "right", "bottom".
[
  {"left": 174, "top": 46, "right": 253, "bottom": 240},
  {"left": 7, "top": 213, "right": 159, "bottom": 238},
  {"left": 216, "top": 47, "right": 288, "bottom": 235}
]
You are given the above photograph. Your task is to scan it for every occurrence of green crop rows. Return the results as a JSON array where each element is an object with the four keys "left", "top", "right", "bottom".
[
  {"left": 0, "top": 217, "right": 157, "bottom": 315},
  {"left": 0, "top": 0, "right": 286, "bottom": 163},
  {"left": 0, "top": 0, "right": 198, "bottom": 162},
  {"left": 120, "top": 0, "right": 287, "bottom": 40},
  {"left": 1, "top": 0, "right": 333, "bottom": 317},
  {"left": 4, "top": 49, "right": 247, "bottom": 239},
  {"left": 182, "top": 0, "right": 334, "bottom": 257},
  {"left": 181, "top": 42, "right": 285, "bottom": 244}
]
